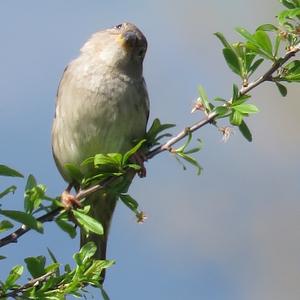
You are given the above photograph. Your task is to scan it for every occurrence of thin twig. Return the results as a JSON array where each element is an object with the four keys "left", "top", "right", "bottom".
[
  {"left": 0, "top": 271, "right": 55, "bottom": 298},
  {"left": 148, "top": 43, "right": 300, "bottom": 158},
  {"left": 0, "top": 44, "right": 299, "bottom": 249}
]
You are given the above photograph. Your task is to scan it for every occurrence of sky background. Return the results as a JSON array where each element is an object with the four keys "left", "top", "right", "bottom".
[{"left": 1, "top": 1, "right": 300, "bottom": 299}]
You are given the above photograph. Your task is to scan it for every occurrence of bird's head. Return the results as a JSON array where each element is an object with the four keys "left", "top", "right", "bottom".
[{"left": 81, "top": 22, "right": 147, "bottom": 77}]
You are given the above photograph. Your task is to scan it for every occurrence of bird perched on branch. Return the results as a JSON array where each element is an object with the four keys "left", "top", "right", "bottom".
[{"left": 51, "top": 22, "right": 149, "bottom": 282}]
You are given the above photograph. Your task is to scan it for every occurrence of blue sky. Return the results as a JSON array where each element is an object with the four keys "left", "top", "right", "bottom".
[{"left": 1, "top": 1, "right": 300, "bottom": 299}]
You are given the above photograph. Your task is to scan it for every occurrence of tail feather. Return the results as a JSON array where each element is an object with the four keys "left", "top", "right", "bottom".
[{"left": 80, "top": 190, "right": 117, "bottom": 282}]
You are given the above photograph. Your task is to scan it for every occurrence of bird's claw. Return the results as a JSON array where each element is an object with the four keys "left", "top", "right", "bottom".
[
  {"left": 131, "top": 150, "right": 147, "bottom": 178},
  {"left": 61, "top": 190, "right": 81, "bottom": 209}
]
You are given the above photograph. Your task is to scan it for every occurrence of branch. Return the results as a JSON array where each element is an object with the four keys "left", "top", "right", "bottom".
[
  {"left": 0, "top": 271, "right": 55, "bottom": 298},
  {"left": 148, "top": 43, "right": 300, "bottom": 158},
  {"left": 1, "top": 44, "right": 299, "bottom": 249}
]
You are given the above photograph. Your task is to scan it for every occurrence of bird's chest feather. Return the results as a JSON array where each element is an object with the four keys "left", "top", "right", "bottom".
[{"left": 54, "top": 67, "right": 148, "bottom": 168}]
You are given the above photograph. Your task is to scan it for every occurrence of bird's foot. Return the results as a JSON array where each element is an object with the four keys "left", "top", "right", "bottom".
[
  {"left": 131, "top": 150, "right": 147, "bottom": 178},
  {"left": 61, "top": 184, "right": 81, "bottom": 209}
]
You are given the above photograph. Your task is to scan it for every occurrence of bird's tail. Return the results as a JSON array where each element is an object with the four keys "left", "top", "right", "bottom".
[{"left": 80, "top": 190, "right": 117, "bottom": 283}]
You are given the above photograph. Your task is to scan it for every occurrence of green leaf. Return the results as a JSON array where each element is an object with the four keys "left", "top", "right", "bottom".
[
  {"left": 230, "top": 110, "right": 243, "bottom": 126},
  {"left": 122, "top": 139, "right": 146, "bottom": 165},
  {"left": 0, "top": 255, "right": 6, "bottom": 260},
  {"left": 119, "top": 194, "right": 139, "bottom": 214},
  {"left": 55, "top": 218, "right": 77, "bottom": 238},
  {"left": 245, "top": 52, "right": 257, "bottom": 71},
  {"left": 214, "top": 106, "right": 230, "bottom": 117},
  {"left": 233, "top": 103, "right": 259, "bottom": 114},
  {"left": 24, "top": 256, "right": 46, "bottom": 278},
  {"left": 24, "top": 175, "right": 46, "bottom": 214},
  {"left": 44, "top": 262, "right": 60, "bottom": 274},
  {"left": 282, "top": 60, "right": 300, "bottom": 81},
  {"left": 239, "top": 120, "right": 253, "bottom": 142},
  {"left": 64, "top": 163, "right": 84, "bottom": 183},
  {"left": 275, "top": 82, "right": 288, "bottom": 96},
  {"left": 176, "top": 152, "right": 202, "bottom": 175},
  {"left": 0, "top": 220, "right": 14, "bottom": 233},
  {"left": 176, "top": 131, "right": 192, "bottom": 153},
  {"left": 274, "top": 35, "right": 281, "bottom": 57},
  {"left": 278, "top": 8, "right": 300, "bottom": 24},
  {"left": 256, "top": 24, "right": 278, "bottom": 32},
  {"left": 74, "top": 241, "right": 97, "bottom": 266},
  {"left": 280, "top": 0, "right": 297, "bottom": 9},
  {"left": 222, "top": 48, "right": 242, "bottom": 76},
  {"left": 232, "top": 84, "right": 240, "bottom": 101},
  {"left": 184, "top": 139, "right": 203, "bottom": 155},
  {"left": 235, "top": 27, "right": 257, "bottom": 44},
  {"left": 0, "top": 185, "right": 17, "bottom": 199},
  {"left": 254, "top": 30, "right": 273, "bottom": 57},
  {"left": 146, "top": 119, "right": 175, "bottom": 146},
  {"left": 214, "top": 97, "right": 227, "bottom": 103},
  {"left": 0, "top": 165, "right": 23, "bottom": 178},
  {"left": 4, "top": 265, "right": 23, "bottom": 288},
  {"left": 197, "top": 85, "right": 211, "bottom": 112},
  {"left": 249, "top": 58, "right": 264, "bottom": 75},
  {"left": 0, "top": 209, "right": 43, "bottom": 233},
  {"left": 73, "top": 209, "right": 104, "bottom": 235},
  {"left": 214, "top": 32, "right": 232, "bottom": 48},
  {"left": 94, "top": 153, "right": 121, "bottom": 168},
  {"left": 25, "top": 174, "right": 36, "bottom": 190}
]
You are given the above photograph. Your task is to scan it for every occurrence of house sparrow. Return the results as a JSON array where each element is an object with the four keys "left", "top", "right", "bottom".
[{"left": 52, "top": 22, "right": 149, "bottom": 282}]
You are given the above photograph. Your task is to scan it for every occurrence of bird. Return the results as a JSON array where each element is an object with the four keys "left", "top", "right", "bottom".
[{"left": 51, "top": 22, "right": 149, "bottom": 282}]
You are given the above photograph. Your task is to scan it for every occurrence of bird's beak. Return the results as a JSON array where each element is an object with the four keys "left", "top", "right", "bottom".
[{"left": 117, "top": 31, "right": 138, "bottom": 50}]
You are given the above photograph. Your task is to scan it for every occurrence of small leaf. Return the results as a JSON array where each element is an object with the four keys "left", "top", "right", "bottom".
[
  {"left": 277, "top": 8, "right": 300, "bottom": 24},
  {"left": 214, "top": 32, "right": 232, "bottom": 48},
  {"left": 184, "top": 139, "right": 203, "bottom": 155},
  {"left": 232, "top": 84, "right": 240, "bottom": 101},
  {"left": 122, "top": 139, "right": 146, "bottom": 165},
  {"left": 44, "top": 262, "right": 60, "bottom": 274},
  {"left": 280, "top": 0, "right": 297, "bottom": 9},
  {"left": 254, "top": 30, "right": 273, "bottom": 57},
  {"left": 47, "top": 248, "right": 58, "bottom": 264},
  {"left": 0, "top": 220, "right": 14, "bottom": 233},
  {"left": 73, "top": 209, "right": 104, "bottom": 235},
  {"left": 0, "top": 255, "right": 6, "bottom": 260},
  {"left": 4, "top": 265, "right": 23, "bottom": 288},
  {"left": 235, "top": 27, "right": 257, "bottom": 44},
  {"left": 0, "top": 185, "right": 17, "bottom": 199},
  {"left": 233, "top": 103, "right": 259, "bottom": 114},
  {"left": 222, "top": 48, "right": 242, "bottom": 76},
  {"left": 24, "top": 177, "right": 46, "bottom": 214},
  {"left": 239, "top": 120, "right": 253, "bottom": 142},
  {"left": 74, "top": 241, "right": 97, "bottom": 266},
  {"left": 176, "top": 131, "right": 192, "bottom": 153},
  {"left": 0, "top": 165, "right": 23, "bottom": 178},
  {"left": 249, "top": 58, "right": 264, "bottom": 75},
  {"left": 275, "top": 82, "right": 288, "bottom": 96},
  {"left": 214, "top": 97, "right": 227, "bottom": 102},
  {"left": 94, "top": 154, "right": 120, "bottom": 168},
  {"left": 230, "top": 110, "right": 243, "bottom": 126},
  {"left": 119, "top": 194, "right": 139, "bottom": 214},
  {"left": 64, "top": 163, "right": 84, "bottom": 183},
  {"left": 0, "top": 209, "right": 43, "bottom": 233},
  {"left": 176, "top": 152, "right": 202, "bottom": 175},
  {"left": 25, "top": 174, "right": 36, "bottom": 190},
  {"left": 55, "top": 218, "right": 77, "bottom": 238},
  {"left": 214, "top": 106, "right": 230, "bottom": 117},
  {"left": 24, "top": 256, "right": 46, "bottom": 278},
  {"left": 256, "top": 24, "right": 278, "bottom": 32},
  {"left": 197, "top": 85, "right": 211, "bottom": 112}
]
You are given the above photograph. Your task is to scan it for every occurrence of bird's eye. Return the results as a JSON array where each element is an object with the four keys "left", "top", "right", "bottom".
[{"left": 115, "top": 24, "right": 123, "bottom": 29}]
